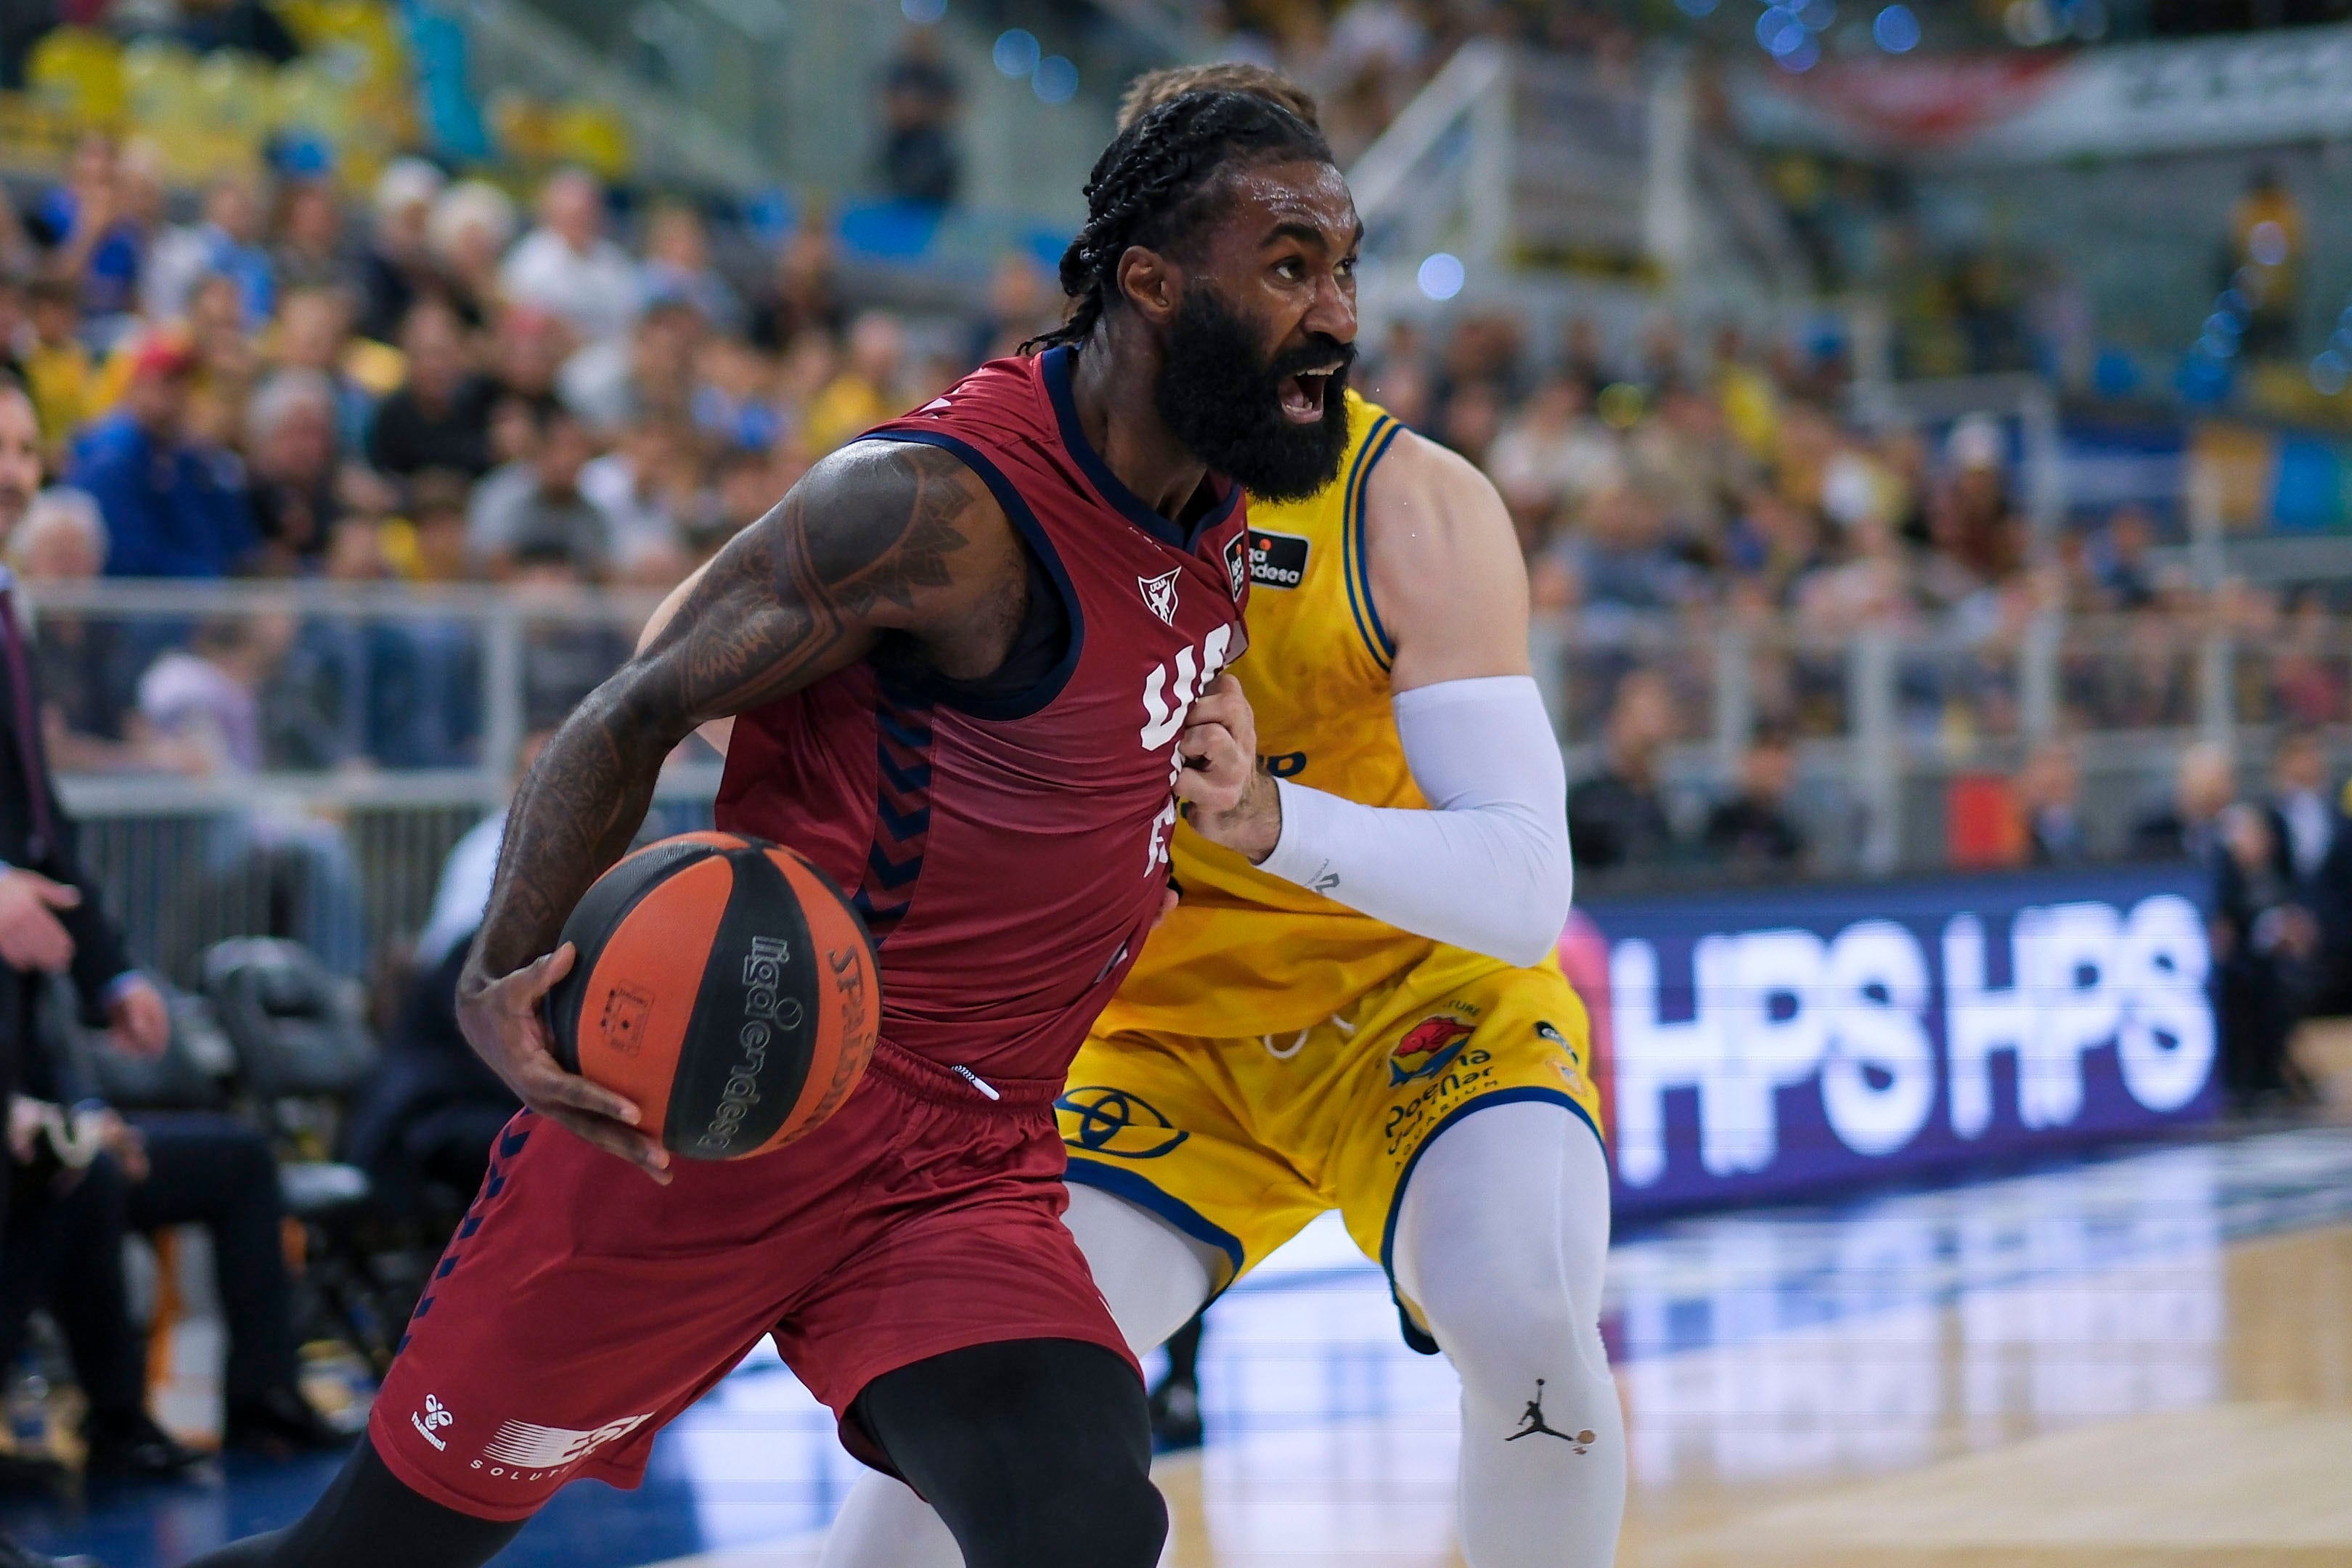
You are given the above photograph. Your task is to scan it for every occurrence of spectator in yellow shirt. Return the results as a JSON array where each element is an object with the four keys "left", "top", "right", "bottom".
[
  {"left": 22, "top": 278, "right": 97, "bottom": 460},
  {"left": 802, "top": 309, "right": 905, "bottom": 454}
]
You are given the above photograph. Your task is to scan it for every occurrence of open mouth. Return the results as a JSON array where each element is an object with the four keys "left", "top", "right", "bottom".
[{"left": 1278, "top": 368, "right": 1338, "bottom": 425}]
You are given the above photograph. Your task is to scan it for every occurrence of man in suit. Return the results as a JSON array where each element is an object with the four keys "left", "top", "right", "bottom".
[
  {"left": 2266, "top": 725, "right": 2338, "bottom": 888},
  {"left": 1, "top": 379, "right": 168, "bottom": 1568}
]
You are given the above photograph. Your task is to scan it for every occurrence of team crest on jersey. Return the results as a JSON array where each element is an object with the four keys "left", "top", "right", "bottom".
[
  {"left": 1139, "top": 568, "right": 1182, "bottom": 624},
  {"left": 1390, "top": 1015, "right": 1475, "bottom": 1085},
  {"left": 1223, "top": 533, "right": 1249, "bottom": 602}
]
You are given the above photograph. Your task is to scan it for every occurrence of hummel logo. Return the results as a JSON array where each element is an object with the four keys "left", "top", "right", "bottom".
[
  {"left": 1139, "top": 568, "right": 1181, "bottom": 625},
  {"left": 412, "top": 1394, "right": 454, "bottom": 1451}
]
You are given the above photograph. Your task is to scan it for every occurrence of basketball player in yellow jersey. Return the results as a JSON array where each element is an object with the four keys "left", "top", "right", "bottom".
[{"left": 820, "top": 62, "right": 1622, "bottom": 1568}]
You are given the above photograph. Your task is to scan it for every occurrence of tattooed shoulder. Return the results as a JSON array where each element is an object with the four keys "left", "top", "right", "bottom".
[
  {"left": 637, "top": 438, "right": 1016, "bottom": 723},
  {"left": 781, "top": 438, "right": 1008, "bottom": 622},
  {"left": 468, "top": 438, "right": 1018, "bottom": 979}
]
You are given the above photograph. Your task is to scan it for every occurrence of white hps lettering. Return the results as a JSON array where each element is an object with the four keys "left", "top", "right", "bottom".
[
  {"left": 1945, "top": 896, "right": 2211, "bottom": 1136},
  {"left": 700, "top": 936, "right": 801, "bottom": 1153},
  {"left": 1610, "top": 897, "right": 2212, "bottom": 1188}
]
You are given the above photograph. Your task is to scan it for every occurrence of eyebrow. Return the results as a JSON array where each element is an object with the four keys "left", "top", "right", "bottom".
[{"left": 1265, "top": 218, "right": 1364, "bottom": 250}]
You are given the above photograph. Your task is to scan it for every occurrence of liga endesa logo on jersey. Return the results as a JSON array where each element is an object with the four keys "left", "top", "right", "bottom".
[
  {"left": 1248, "top": 530, "right": 1310, "bottom": 589},
  {"left": 1389, "top": 1016, "right": 1476, "bottom": 1086}
]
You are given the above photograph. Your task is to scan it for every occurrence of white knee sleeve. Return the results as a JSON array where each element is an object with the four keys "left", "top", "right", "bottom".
[
  {"left": 818, "top": 1472, "right": 961, "bottom": 1568},
  {"left": 1060, "top": 1182, "right": 1223, "bottom": 1355},
  {"left": 818, "top": 1187, "right": 1214, "bottom": 1568},
  {"left": 1392, "top": 1101, "right": 1623, "bottom": 1568}
]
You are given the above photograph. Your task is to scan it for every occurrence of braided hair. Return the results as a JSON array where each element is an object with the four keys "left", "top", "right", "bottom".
[{"left": 1025, "top": 90, "right": 1333, "bottom": 354}]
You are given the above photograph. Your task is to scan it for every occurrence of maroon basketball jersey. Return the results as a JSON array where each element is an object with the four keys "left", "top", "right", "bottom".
[{"left": 717, "top": 347, "right": 1252, "bottom": 1081}]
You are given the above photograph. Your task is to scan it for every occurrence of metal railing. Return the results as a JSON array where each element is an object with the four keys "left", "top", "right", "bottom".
[{"left": 21, "top": 579, "right": 2345, "bottom": 973}]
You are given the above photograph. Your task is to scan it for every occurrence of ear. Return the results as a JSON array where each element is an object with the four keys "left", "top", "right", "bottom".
[{"left": 1114, "top": 244, "right": 1183, "bottom": 330}]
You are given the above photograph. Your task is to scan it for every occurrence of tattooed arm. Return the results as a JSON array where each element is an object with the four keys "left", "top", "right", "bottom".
[{"left": 457, "top": 440, "right": 1017, "bottom": 1179}]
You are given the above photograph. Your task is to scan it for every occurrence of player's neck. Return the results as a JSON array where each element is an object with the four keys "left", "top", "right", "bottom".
[{"left": 1068, "top": 327, "right": 1208, "bottom": 523}]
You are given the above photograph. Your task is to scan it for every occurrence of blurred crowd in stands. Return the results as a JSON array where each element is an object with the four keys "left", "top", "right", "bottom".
[
  {"left": 0, "top": 136, "right": 2340, "bottom": 838},
  {"left": 1198, "top": 0, "right": 1641, "bottom": 162}
]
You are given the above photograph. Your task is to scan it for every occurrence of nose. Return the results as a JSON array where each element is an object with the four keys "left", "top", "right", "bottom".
[{"left": 1304, "top": 269, "right": 1358, "bottom": 347}]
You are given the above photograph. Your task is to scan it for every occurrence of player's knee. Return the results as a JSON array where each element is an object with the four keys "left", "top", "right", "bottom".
[
  {"left": 1420, "top": 1273, "right": 1598, "bottom": 1393},
  {"left": 1037, "top": 1447, "right": 1166, "bottom": 1567},
  {"left": 958, "top": 1437, "right": 1165, "bottom": 1568}
]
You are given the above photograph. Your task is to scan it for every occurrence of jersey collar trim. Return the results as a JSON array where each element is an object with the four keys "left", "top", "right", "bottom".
[
  {"left": 1040, "top": 346, "right": 1240, "bottom": 553},
  {"left": 857, "top": 430, "right": 1087, "bottom": 721}
]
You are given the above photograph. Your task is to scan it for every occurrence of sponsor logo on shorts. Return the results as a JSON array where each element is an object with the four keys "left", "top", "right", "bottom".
[
  {"left": 1139, "top": 567, "right": 1181, "bottom": 625},
  {"left": 1533, "top": 1020, "right": 1590, "bottom": 1095},
  {"left": 1382, "top": 1045, "right": 1495, "bottom": 1157},
  {"left": 701, "top": 935, "right": 801, "bottom": 1155},
  {"left": 475, "top": 1413, "right": 652, "bottom": 1474},
  {"left": 1389, "top": 1015, "right": 1475, "bottom": 1086},
  {"left": 1247, "top": 530, "right": 1310, "bottom": 589},
  {"left": 1056, "top": 1085, "right": 1190, "bottom": 1160},
  {"left": 1223, "top": 532, "right": 1249, "bottom": 602},
  {"left": 599, "top": 987, "right": 653, "bottom": 1057},
  {"left": 411, "top": 1393, "right": 453, "bottom": 1451}
]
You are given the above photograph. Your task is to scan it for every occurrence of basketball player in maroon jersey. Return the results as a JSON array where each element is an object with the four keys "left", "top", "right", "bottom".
[{"left": 183, "top": 92, "right": 1357, "bottom": 1568}]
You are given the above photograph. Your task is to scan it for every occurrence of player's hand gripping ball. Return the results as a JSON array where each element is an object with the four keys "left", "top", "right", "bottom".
[{"left": 543, "top": 833, "right": 881, "bottom": 1161}]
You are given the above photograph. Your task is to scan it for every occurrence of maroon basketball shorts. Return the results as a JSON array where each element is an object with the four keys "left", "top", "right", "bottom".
[{"left": 367, "top": 1042, "right": 1131, "bottom": 1522}]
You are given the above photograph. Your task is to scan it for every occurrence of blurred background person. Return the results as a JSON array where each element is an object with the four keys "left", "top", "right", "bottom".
[
  {"left": 2019, "top": 738, "right": 2088, "bottom": 866},
  {"left": 1702, "top": 726, "right": 1807, "bottom": 872},
  {"left": 357, "top": 159, "right": 447, "bottom": 344},
  {"left": 498, "top": 170, "right": 638, "bottom": 348},
  {"left": 2132, "top": 741, "right": 2238, "bottom": 862},
  {"left": 2211, "top": 803, "right": 2317, "bottom": 1111},
  {"left": 68, "top": 335, "right": 252, "bottom": 579},
  {"left": 367, "top": 296, "right": 495, "bottom": 481},
  {"left": 0, "top": 377, "right": 174, "bottom": 1564},
  {"left": 877, "top": 28, "right": 964, "bottom": 208},
  {"left": 1568, "top": 669, "right": 1678, "bottom": 875},
  {"left": 464, "top": 400, "right": 609, "bottom": 578}
]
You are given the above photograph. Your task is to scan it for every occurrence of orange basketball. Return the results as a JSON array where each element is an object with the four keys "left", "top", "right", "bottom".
[{"left": 542, "top": 832, "right": 881, "bottom": 1161}]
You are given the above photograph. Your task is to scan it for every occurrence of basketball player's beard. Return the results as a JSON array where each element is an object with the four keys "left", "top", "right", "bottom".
[{"left": 1156, "top": 289, "right": 1355, "bottom": 504}]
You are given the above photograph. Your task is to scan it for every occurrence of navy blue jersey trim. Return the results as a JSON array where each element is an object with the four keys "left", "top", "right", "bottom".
[
  {"left": 1342, "top": 417, "right": 1402, "bottom": 671},
  {"left": 856, "top": 430, "right": 1085, "bottom": 720},
  {"left": 1040, "top": 346, "right": 1241, "bottom": 552},
  {"left": 851, "top": 682, "right": 935, "bottom": 944},
  {"left": 1064, "top": 1158, "right": 1246, "bottom": 1290}
]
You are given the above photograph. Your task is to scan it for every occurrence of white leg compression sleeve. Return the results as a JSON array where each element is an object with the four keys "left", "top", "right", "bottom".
[
  {"left": 1392, "top": 1101, "right": 1623, "bottom": 1568},
  {"left": 817, "top": 1184, "right": 1217, "bottom": 1568}
]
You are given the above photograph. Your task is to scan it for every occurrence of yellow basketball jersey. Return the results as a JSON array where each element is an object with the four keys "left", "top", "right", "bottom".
[{"left": 1099, "top": 393, "right": 1536, "bottom": 1038}]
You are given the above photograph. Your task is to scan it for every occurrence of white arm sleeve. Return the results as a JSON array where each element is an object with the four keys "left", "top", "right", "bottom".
[{"left": 1255, "top": 674, "right": 1572, "bottom": 967}]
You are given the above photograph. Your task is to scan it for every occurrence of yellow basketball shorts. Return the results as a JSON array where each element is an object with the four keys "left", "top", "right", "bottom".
[{"left": 1058, "top": 957, "right": 1603, "bottom": 1350}]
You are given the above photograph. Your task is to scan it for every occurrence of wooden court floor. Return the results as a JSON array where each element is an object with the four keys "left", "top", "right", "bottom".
[
  {"left": 669, "top": 1136, "right": 2352, "bottom": 1568},
  {"left": 1122, "top": 1226, "right": 2352, "bottom": 1568},
  {"left": 20, "top": 1052, "right": 2352, "bottom": 1568}
]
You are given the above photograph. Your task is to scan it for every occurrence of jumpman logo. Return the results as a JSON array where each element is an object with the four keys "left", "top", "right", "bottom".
[{"left": 1506, "top": 1380, "right": 1596, "bottom": 1453}]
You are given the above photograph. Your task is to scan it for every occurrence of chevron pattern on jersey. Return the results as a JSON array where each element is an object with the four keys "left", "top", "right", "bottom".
[{"left": 853, "top": 682, "right": 936, "bottom": 944}]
